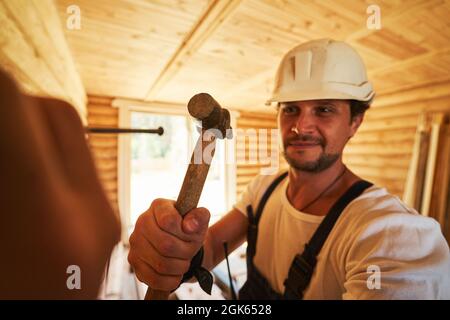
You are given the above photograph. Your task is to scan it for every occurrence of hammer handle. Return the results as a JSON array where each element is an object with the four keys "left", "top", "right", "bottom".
[
  {"left": 176, "top": 135, "right": 216, "bottom": 216},
  {"left": 145, "top": 131, "right": 216, "bottom": 300}
]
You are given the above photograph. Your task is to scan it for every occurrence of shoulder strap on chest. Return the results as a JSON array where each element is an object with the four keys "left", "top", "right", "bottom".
[
  {"left": 245, "top": 172, "right": 288, "bottom": 264},
  {"left": 284, "top": 180, "right": 373, "bottom": 299},
  {"left": 247, "top": 171, "right": 289, "bottom": 226}
]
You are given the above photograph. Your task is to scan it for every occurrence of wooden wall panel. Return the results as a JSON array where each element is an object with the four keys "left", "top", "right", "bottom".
[
  {"left": 235, "top": 80, "right": 450, "bottom": 202},
  {"left": 235, "top": 111, "right": 286, "bottom": 196},
  {"left": 86, "top": 96, "right": 119, "bottom": 213},
  {"left": 84, "top": 80, "right": 450, "bottom": 214},
  {"left": 345, "top": 80, "right": 450, "bottom": 198}
]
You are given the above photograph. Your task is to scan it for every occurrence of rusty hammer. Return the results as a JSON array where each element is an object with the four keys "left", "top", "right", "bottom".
[{"left": 144, "top": 93, "right": 232, "bottom": 300}]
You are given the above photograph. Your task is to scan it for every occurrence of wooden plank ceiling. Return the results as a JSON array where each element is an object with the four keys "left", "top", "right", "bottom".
[
  {"left": 0, "top": 0, "right": 87, "bottom": 118},
  {"left": 56, "top": 0, "right": 450, "bottom": 112}
]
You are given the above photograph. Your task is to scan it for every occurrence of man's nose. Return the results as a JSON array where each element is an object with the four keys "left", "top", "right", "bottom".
[{"left": 293, "top": 112, "right": 316, "bottom": 134}]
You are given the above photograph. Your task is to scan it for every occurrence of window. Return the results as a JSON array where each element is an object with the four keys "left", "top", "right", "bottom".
[{"left": 117, "top": 103, "right": 236, "bottom": 239}]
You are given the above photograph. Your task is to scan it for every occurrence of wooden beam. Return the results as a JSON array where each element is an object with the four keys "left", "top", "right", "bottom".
[
  {"left": 421, "top": 113, "right": 445, "bottom": 216},
  {"left": 430, "top": 121, "right": 450, "bottom": 227},
  {"left": 144, "top": 0, "right": 242, "bottom": 100},
  {"left": 402, "top": 113, "right": 429, "bottom": 208},
  {"left": 446, "top": 168, "right": 450, "bottom": 244}
]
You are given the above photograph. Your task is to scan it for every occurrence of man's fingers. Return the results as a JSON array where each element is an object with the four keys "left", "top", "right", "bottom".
[
  {"left": 182, "top": 207, "right": 211, "bottom": 236},
  {"left": 128, "top": 231, "right": 190, "bottom": 275},
  {"left": 136, "top": 209, "right": 199, "bottom": 259},
  {"left": 129, "top": 199, "right": 210, "bottom": 287},
  {"left": 131, "top": 256, "right": 182, "bottom": 291},
  {"left": 153, "top": 199, "right": 191, "bottom": 241}
]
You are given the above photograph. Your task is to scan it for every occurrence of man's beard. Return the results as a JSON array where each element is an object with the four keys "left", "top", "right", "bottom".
[
  {"left": 282, "top": 134, "right": 340, "bottom": 173},
  {"left": 283, "top": 151, "right": 340, "bottom": 172}
]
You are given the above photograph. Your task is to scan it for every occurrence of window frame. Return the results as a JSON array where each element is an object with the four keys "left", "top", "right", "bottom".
[{"left": 113, "top": 98, "right": 238, "bottom": 244}]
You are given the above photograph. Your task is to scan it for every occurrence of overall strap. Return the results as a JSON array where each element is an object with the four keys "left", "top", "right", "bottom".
[
  {"left": 255, "top": 171, "right": 289, "bottom": 225},
  {"left": 246, "top": 172, "right": 288, "bottom": 263},
  {"left": 284, "top": 180, "right": 373, "bottom": 299}
]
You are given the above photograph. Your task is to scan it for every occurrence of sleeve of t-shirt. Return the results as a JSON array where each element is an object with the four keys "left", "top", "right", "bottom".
[{"left": 342, "top": 213, "right": 450, "bottom": 300}]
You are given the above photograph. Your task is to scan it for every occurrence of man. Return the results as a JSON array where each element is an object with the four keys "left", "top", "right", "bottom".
[{"left": 128, "top": 39, "right": 450, "bottom": 299}]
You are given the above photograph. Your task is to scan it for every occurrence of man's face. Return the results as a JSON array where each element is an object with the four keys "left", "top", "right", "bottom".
[{"left": 278, "top": 99, "right": 363, "bottom": 172}]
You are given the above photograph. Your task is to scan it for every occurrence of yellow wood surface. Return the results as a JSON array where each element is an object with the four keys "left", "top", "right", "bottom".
[{"left": 0, "top": 0, "right": 86, "bottom": 119}]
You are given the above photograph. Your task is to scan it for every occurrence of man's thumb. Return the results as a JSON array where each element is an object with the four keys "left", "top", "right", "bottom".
[{"left": 182, "top": 207, "right": 210, "bottom": 234}]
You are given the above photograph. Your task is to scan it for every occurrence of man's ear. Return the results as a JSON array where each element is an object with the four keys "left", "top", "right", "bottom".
[{"left": 349, "top": 113, "right": 364, "bottom": 139}]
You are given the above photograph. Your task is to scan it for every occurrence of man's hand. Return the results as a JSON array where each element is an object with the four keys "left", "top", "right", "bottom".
[{"left": 128, "top": 199, "right": 210, "bottom": 291}]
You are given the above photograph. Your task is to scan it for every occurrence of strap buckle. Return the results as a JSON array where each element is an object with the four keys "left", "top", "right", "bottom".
[{"left": 283, "top": 253, "right": 314, "bottom": 299}]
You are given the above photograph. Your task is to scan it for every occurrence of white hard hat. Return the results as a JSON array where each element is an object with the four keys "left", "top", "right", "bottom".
[{"left": 267, "top": 39, "right": 374, "bottom": 105}]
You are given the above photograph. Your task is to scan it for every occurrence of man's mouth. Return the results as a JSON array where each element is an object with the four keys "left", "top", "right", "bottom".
[{"left": 288, "top": 140, "right": 322, "bottom": 149}]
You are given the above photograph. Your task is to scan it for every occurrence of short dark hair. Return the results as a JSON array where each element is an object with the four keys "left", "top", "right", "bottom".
[{"left": 349, "top": 99, "right": 372, "bottom": 122}]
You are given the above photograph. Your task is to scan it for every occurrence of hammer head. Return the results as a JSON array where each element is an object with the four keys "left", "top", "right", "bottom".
[{"left": 187, "top": 93, "right": 232, "bottom": 139}]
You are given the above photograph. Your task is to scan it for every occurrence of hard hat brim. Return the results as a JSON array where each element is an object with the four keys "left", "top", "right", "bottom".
[{"left": 266, "top": 81, "right": 375, "bottom": 106}]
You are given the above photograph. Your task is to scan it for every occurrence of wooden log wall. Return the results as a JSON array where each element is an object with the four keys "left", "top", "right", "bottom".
[
  {"left": 86, "top": 81, "right": 450, "bottom": 214},
  {"left": 345, "top": 80, "right": 450, "bottom": 198},
  {"left": 235, "top": 111, "right": 287, "bottom": 196},
  {"left": 86, "top": 96, "right": 119, "bottom": 214},
  {"left": 236, "top": 80, "right": 450, "bottom": 201}
]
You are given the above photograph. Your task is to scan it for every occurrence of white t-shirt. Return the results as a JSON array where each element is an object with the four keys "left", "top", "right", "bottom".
[{"left": 234, "top": 172, "right": 450, "bottom": 299}]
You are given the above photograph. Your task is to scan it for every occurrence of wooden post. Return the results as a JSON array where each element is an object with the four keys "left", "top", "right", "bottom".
[
  {"left": 403, "top": 113, "right": 429, "bottom": 210},
  {"left": 421, "top": 113, "right": 445, "bottom": 216},
  {"left": 430, "top": 121, "right": 450, "bottom": 228}
]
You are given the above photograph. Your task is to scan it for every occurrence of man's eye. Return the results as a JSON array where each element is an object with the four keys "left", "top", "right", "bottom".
[
  {"left": 282, "top": 105, "right": 298, "bottom": 115},
  {"left": 316, "top": 106, "right": 334, "bottom": 114}
]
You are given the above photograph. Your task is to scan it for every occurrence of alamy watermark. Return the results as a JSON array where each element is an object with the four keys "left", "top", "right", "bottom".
[
  {"left": 66, "top": 5, "right": 81, "bottom": 30},
  {"left": 366, "top": 264, "right": 381, "bottom": 290},
  {"left": 190, "top": 128, "right": 280, "bottom": 175},
  {"left": 66, "top": 265, "right": 81, "bottom": 290},
  {"left": 366, "top": 4, "right": 381, "bottom": 30}
]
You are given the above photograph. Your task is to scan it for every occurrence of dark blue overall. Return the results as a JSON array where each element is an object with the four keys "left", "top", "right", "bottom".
[{"left": 238, "top": 172, "right": 373, "bottom": 300}]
